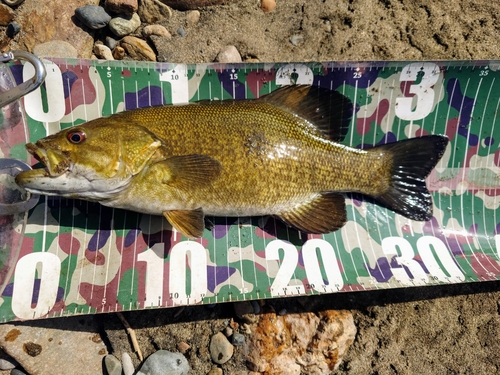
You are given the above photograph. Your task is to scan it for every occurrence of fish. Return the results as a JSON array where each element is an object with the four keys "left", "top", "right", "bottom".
[{"left": 15, "top": 85, "right": 448, "bottom": 238}]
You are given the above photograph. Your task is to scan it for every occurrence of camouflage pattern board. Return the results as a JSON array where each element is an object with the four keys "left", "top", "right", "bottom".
[{"left": 0, "top": 58, "right": 500, "bottom": 322}]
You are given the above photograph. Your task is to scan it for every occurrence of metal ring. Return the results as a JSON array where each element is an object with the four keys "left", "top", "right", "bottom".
[
  {"left": 0, "top": 158, "right": 39, "bottom": 215},
  {"left": 0, "top": 50, "right": 46, "bottom": 108},
  {"left": 2, "top": 0, "right": 25, "bottom": 6}
]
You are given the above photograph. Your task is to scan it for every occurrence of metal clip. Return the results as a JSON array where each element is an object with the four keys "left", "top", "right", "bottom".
[
  {"left": 0, "top": 50, "right": 46, "bottom": 108},
  {"left": 0, "top": 159, "right": 39, "bottom": 215}
]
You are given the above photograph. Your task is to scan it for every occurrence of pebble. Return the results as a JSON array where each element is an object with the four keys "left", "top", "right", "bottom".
[
  {"left": 176, "top": 341, "right": 191, "bottom": 354},
  {"left": 106, "top": 36, "right": 118, "bottom": 50},
  {"left": 142, "top": 24, "right": 171, "bottom": 39},
  {"left": 10, "top": 369, "right": 27, "bottom": 375},
  {"left": 136, "top": 350, "right": 190, "bottom": 375},
  {"left": 233, "top": 301, "right": 258, "bottom": 323},
  {"left": 260, "top": 0, "right": 276, "bottom": 12},
  {"left": 109, "top": 13, "right": 141, "bottom": 37},
  {"left": 223, "top": 326, "right": 233, "bottom": 337},
  {"left": 186, "top": 10, "right": 200, "bottom": 24},
  {"left": 322, "top": 19, "right": 332, "bottom": 33},
  {"left": 0, "top": 4, "right": 16, "bottom": 26},
  {"left": 234, "top": 302, "right": 252, "bottom": 318},
  {"left": 231, "top": 332, "right": 245, "bottom": 346},
  {"left": 278, "top": 308, "right": 287, "bottom": 316},
  {"left": 105, "top": 0, "right": 138, "bottom": 16},
  {"left": 113, "top": 46, "right": 125, "bottom": 60},
  {"left": 207, "top": 367, "right": 223, "bottom": 375},
  {"left": 104, "top": 354, "right": 122, "bottom": 375},
  {"left": 209, "top": 332, "right": 234, "bottom": 365},
  {"left": 215, "top": 45, "right": 242, "bottom": 63},
  {"left": 122, "top": 352, "right": 135, "bottom": 375},
  {"left": 245, "top": 310, "right": 356, "bottom": 373},
  {"left": 120, "top": 35, "right": 157, "bottom": 61},
  {"left": 33, "top": 40, "right": 78, "bottom": 58},
  {"left": 94, "top": 43, "right": 114, "bottom": 60},
  {"left": 75, "top": 5, "right": 111, "bottom": 30},
  {"left": 176, "top": 26, "right": 186, "bottom": 37},
  {"left": 250, "top": 300, "right": 261, "bottom": 314},
  {"left": 290, "top": 35, "right": 304, "bottom": 46},
  {"left": 0, "top": 4, "right": 14, "bottom": 26},
  {"left": 0, "top": 358, "right": 16, "bottom": 370},
  {"left": 6, "top": 22, "right": 20, "bottom": 38},
  {"left": 137, "top": 0, "right": 172, "bottom": 24}
]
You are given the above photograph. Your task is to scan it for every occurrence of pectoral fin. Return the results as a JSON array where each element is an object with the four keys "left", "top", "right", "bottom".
[
  {"left": 160, "top": 154, "right": 222, "bottom": 190},
  {"left": 163, "top": 208, "right": 205, "bottom": 238},
  {"left": 277, "top": 193, "right": 347, "bottom": 234}
]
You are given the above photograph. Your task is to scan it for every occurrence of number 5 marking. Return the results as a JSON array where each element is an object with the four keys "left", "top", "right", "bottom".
[{"left": 395, "top": 62, "right": 440, "bottom": 121}]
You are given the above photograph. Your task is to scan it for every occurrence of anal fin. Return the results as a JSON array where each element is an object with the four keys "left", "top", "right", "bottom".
[
  {"left": 163, "top": 208, "right": 205, "bottom": 238},
  {"left": 277, "top": 193, "right": 347, "bottom": 234}
]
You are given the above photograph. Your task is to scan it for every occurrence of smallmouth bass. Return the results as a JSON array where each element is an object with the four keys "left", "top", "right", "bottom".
[{"left": 15, "top": 85, "right": 448, "bottom": 238}]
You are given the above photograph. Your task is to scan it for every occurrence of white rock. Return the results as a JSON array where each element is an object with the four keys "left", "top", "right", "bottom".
[
  {"left": 94, "top": 44, "right": 114, "bottom": 60},
  {"left": 122, "top": 352, "right": 135, "bottom": 375},
  {"left": 215, "top": 45, "right": 242, "bottom": 63},
  {"left": 186, "top": 10, "right": 200, "bottom": 24},
  {"left": 142, "top": 24, "right": 171, "bottom": 39},
  {"left": 137, "top": 350, "right": 189, "bottom": 375},
  {"left": 209, "top": 332, "right": 234, "bottom": 365},
  {"left": 0, "top": 358, "right": 17, "bottom": 370}
]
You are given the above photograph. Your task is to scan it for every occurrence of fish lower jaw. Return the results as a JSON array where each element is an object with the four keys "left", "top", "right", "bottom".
[{"left": 17, "top": 169, "right": 133, "bottom": 202}]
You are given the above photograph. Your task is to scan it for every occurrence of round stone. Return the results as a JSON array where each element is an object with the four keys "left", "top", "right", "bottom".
[
  {"left": 142, "top": 24, "right": 171, "bottom": 39},
  {"left": 290, "top": 35, "right": 304, "bottom": 46},
  {"left": 75, "top": 5, "right": 111, "bottom": 30},
  {"left": 113, "top": 46, "right": 125, "bottom": 60},
  {"left": 120, "top": 36, "right": 157, "bottom": 61},
  {"left": 136, "top": 350, "right": 189, "bottom": 375},
  {"left": 209, "top": 332, "right": 234, "bottom": 365},
  {"left": 33, "top": 40, "right": 78, "bottom": 58},
  {"left": 94, "top": 43, "right": 114, "bottom": 60},
  {"left": 104, "top": 354, "right": 122, "bottom": 375},
  {"left": 109, "top": 12, "right": 141, "bottom": 37},
  {"left": 214, "top": 45, "right": 242, "bottom": 63},
  {"left": 6, "top": 22, "right": 21, "bottom": 38},
  {"left": 261, "top": 0, "right": 276, "bottom": 12},
  {"left": 186, "top": 10, "right": 200, "bottom": 24}
]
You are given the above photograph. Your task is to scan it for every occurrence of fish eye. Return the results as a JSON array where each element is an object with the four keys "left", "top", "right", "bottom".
[{"left": 67, "top": 131, "right": 86, "bottom": 144}]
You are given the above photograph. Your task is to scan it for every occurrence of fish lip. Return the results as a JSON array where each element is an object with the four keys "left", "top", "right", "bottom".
[
  {"left": 26, "top": 143, "right": 47, "bottom": 164},
  {"left": 25, "top": 142, "right": 70, "bottom": 177}
]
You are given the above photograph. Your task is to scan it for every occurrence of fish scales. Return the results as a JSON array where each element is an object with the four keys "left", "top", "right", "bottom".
[
  {"left": 120, "top": 101, "right": 382, "bottom": 213},
  {"left": 15, "top": 85, "right": 448, "bottom": 238}
]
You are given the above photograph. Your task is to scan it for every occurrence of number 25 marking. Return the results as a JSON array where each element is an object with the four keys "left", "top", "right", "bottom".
[{"left": 395, "top": 62, "right": 440, "bottom": 121}]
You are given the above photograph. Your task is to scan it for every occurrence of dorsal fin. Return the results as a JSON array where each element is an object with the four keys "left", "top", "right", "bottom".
[{"left": 260, "top": 85, "right": 353, "bottom": 142}]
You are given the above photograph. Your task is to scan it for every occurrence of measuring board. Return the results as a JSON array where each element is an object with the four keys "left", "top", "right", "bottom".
[{"left": 1, "top": 58, "right": 500, "bottom": 322}]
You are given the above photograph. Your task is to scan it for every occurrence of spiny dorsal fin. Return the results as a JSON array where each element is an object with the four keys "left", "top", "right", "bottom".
[
  {"left": 277, "top": 192, "right": 347, "bottom": 234},
  {"left": 260, "top": 85, "right": 353, "bottom": 142},
  {"left": 163, "top": 208, "right": 205, "bottom": 238}
]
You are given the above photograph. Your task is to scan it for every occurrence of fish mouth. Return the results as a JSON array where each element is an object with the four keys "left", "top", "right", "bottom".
[{"left": 25, "top": 143, "right": 71, "bottom": 177}]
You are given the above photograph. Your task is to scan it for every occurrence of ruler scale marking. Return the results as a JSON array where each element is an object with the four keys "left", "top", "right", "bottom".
[{"left": 3, "top": 60, "right": 500, "bottom": 321}]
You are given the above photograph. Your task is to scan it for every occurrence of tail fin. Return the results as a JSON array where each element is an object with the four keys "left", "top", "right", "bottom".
[{"left": 373, "top": 135, "right": 448, "bottom": 221}]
